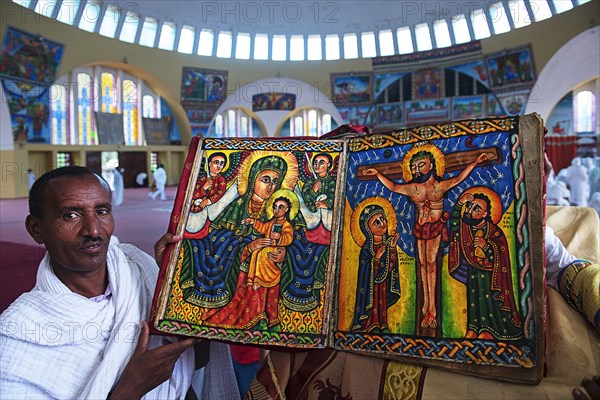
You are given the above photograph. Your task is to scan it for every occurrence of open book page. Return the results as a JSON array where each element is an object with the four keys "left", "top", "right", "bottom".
[
  {"left": 152, "top": 137, "right": 348, "bottom": 349},
  {"left": 333, "top": 114, "right": 545, "bottom": 382}
]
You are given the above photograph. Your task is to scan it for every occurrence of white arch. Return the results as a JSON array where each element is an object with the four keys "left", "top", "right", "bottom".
[
  {"left": 525, "top": 26, "right": 600, "bottom": 120},
  {"left": 213, "top": 77, "right": 343, "bottom": 136}
]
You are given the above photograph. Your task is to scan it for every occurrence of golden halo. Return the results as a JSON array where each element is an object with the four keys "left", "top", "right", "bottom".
[
  {"left": 350, "top": 196, "right": 398, "bottom": 247},
  {"left": 265, "top": 189, "right": 300, "bottom": 221},
  {"left": 462, "top": 186, "right": 503, "bottom": 224},
  {"left": 402, "top": 143, "right": 446, "bottom": 181},
  {"left": 237, "top": 150, "right": 299, "bottom": 196}
]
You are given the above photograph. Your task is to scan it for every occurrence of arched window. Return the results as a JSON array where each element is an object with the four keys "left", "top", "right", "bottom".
[
  {"left": 215, "top": 114, "right": 224, "bottom": 136},
  {"left": 227, "top": 109, "right": 236, "bottom": 135},
  {"left": 50, "top": 84, "right": 68, "bottom": 144},
  {"left": 307, "top": 110, "right": 318, "bottom": 136},
  {"left": 100, "top": 72, "right": 118, "bottom": 113},
  {"left": 76, "top": 72, "right": 95, "bottom": 144},
  {"left": 322, "top": 114, "right": 332, "bottom": 133},
  {"left": 293, "top": 116, "right": 303, "bottom": 137},
  {"left": 143, "top": 95, "right": 157, "bottom": 118},
  {"left": 285, "top": 108, "right": 335, "bottom": 137},
  {"left": 241, "top": 116, "right": 249, "bottom": 137},
  {"left": 122, "top": 79, "right": 139, "bottom": 145},
  {"left": 574, "top": 90, "right": 597, "bottom": 133}
]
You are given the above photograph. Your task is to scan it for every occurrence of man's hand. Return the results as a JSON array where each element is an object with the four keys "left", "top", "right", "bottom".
[
  {"left": 154, "top": 233, "right": 182, "bottom": 267},
  {"left": 573, "top": 376, "right": 600, "bottom": 400},
  {"left": 109, "top": 321, "right": 197, "bottom": 400}
]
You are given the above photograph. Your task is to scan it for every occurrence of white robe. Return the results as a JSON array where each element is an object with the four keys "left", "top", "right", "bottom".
[{"left": 0, "top": 237, "right": 196, "bottom": 399}]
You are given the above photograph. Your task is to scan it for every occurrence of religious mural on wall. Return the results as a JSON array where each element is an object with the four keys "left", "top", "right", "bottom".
[
  {"left": 0, "top": 27, "right": 64, "bottom": 85},
  {"left": 181, "top": 67, "right": 227, "bottom": 103},
  {"left": 1, "top": 27, "right": 63, "bottom": 144},
  {"left": 331, "top": 72, "right": 372, "bottom": 104},
  {"left": 180, "top": 67, "right": 227, "bottom": 136},
  {"left": 2, "top": 79, "right": 50, "bottom": 143},
  {"left": 485, "top": 46, "right": 535, "bottom": 89},
  {"left": 412, "top": 68, "right": 444, "bottom": 100},
  {"left": 252, "top": 92, "right": 296, "bottom": 111}
]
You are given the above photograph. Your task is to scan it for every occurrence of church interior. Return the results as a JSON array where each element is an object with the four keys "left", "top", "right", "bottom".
[{"left": 0, "top": 0, "right": 598, "bottom": 398}]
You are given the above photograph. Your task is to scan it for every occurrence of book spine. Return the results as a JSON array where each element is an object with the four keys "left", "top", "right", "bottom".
[{"left": 150, "top": 136, "right": 201, "bottom": 331}]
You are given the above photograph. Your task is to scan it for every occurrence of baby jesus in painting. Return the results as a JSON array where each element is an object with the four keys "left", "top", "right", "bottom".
[{"left": 242, "top": 196, "right": 294, "bottom": 290}]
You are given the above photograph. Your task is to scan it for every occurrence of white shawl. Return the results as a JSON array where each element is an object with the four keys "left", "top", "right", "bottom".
[{"left": 0, "top": 236, "right": 194, "bottom": 399}]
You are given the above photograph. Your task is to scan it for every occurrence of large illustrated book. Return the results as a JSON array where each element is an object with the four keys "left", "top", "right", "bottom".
[{"left": 152, "top": 113, "right": 546, "bottom": 383}]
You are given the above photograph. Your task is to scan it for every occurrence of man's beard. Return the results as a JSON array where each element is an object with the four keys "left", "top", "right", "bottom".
[
  {"left": 463, "top": 214, "right": 485, "bottom": 226},
  {"left": 410, "top": 170, "right": 433, "bottom": 184}
]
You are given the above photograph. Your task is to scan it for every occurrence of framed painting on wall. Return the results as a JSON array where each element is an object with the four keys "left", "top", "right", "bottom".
[
  {"left": 485, "top": 46, "right": 535, "bottom": 89},
  {"left": 495, "top": 87, "right": 533, "bottom": 116},
  {"left": 0, "top": 27, "right": 64, "bottom": 86},
  {"left": 376, "top": 102, "right": 404, "bottom": 127},
  {"left": 405, "top": 99, "right": 450, "bottom": 124},
  {"left": 181, "top": 67, "right": 227, "bottom": 103},
  {"left": 338, "top": 104, "right": 375, "bottom": 126},
  {"left": 252, "top": 92, "right": 296, "bottom": 111},
  {"left": 331, "top": 72, "right": 372, "bottom": 104},
  {"left": 412, "top": 68, "right": 444, "bottom": 100},
  {"left": 452, "top": 95, "right": 486, "bottom": 120}
]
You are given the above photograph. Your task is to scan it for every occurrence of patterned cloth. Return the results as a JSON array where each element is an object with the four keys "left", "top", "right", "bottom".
[
  {"left": 559, "top": 260, "right": 600, "bottom": 334},
  {"left": 245, "top": 349, "right": 425, "bottom": 400}
]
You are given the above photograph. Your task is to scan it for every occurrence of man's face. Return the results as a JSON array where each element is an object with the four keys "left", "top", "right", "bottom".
[
  {"left": 463, "top": 198, "right": 488, "bottom": 226},
  {"left": 25, "top": 175, "right": 115, "bottom": 275},
  {"left": 253, "top": 169, "right": 281, "bottom": 201},
  {"left": 410, "top": 157, "right": 433, "bottom": 183},
  {"left": 313, "top": 155, "right": 330, "bottom": 176},
  {"left": 272, "top": 200, "right": 289, "bottom": 218},
  {"left": 368, "top": 212, "right": 388, "bottom": 237},
  {"left": 209, "top": 155, "right": 226, "bottom": 175}
]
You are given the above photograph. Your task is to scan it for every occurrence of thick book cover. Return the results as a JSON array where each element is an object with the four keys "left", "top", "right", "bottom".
[{"left": 152, "top": 114, "right": 545, "bottom": 383}]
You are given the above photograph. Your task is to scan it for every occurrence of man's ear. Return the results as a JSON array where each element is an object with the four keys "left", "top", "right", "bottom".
[{"left": 25, "top": 215, "right": 44, "bottom": 244}]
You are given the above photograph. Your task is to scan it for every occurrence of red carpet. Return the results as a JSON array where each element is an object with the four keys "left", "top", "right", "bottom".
[{"left": 0, "top": 187, "right": 179, "bottom": 312}]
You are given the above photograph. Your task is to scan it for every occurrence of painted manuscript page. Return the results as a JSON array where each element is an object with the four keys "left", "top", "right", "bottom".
[
  {"left": 334, "top": 114, "right": 545, "bottom": 383},
  {"left": 153, "top": 137, "right": 347, "bottom": 349}
]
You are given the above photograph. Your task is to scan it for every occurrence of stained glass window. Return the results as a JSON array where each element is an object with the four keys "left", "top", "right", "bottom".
[
  {"left": 77, "top": 73, "right": 95, "bottom": 144},
  {"left": 123, "top": 79, "right": 138, "bottom": 145},
  {"left": 50, "top": 84, "right": 68, "bottom": 144},
  {"left": 100, "top": 72, "right": 118, "bottom": 114}
]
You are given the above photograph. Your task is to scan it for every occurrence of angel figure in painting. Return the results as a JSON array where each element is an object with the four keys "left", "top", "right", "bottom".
[
  {"left": 300, "top": 153, "right": 337, "bottom": 244},
  {"left": 350, "top": 198, "right": 401, "bottom": 333},
  {"left": 363, "top": 145, "right": 491, "bottom": 331},
  {"left": 184, "top": 152, "right": 228, "bottom": 239},
  {"left": 448, "top": 188, "right": 522, "bottom": 340}
]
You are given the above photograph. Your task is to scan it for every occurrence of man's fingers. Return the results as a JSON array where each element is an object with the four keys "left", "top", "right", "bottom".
[
  {"left": 158, "top": 337, "right": 198, "bottom": 358},
  {"left": 582, "top": 377, "right": 600, "bottom": 400},
  {"left": 134, "top": 321, "right": 150, "bottom": 355}
]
